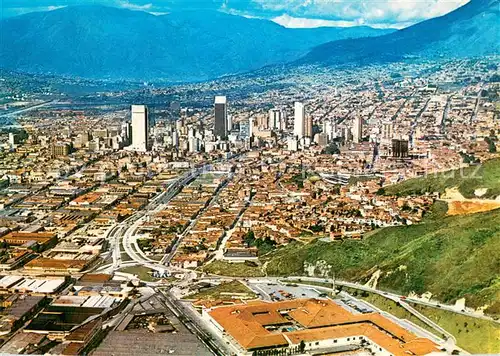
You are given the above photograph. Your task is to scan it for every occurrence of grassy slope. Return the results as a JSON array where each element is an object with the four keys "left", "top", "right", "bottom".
[
  {"left": 382, "top": 158, "right": 500, "bottom": 198},
  {"left": 343, "top": 287, "right": 500, "bottom": 354},
  {"left": 264, "top": 202, "right": 500, "bottom": 313},
  {"left": 413, "top": 304, "right": 500, "bottom": 353},
  {"left": 202, "top": 260, "right": 265, "bottom": 277}
]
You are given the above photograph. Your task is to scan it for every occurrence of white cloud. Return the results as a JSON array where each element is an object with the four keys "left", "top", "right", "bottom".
[
  {"left": 220, "top": 8, "right": 263, "bottom": 19},
  {"left": 118, "top": 1, "right": 153, "bottom": 11},
  {"left": 272, "top": 14, "right": 362, "bottom": 28},
  {"left": 250, "top": 0, "right": 470, "bottom": 27},
  {"left": 47, "top": 5, "right": 66, "bottom": 11},
  {"left": 150, "top": 12, "right": 169, "bottom": 16},
  {"left": 2, "top": 5, "right": 68, "bottom": 17}
]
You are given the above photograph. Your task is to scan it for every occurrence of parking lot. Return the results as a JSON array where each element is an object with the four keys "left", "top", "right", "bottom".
[{"left": 246, "top": 280, "right": 326, "bottom": 301}]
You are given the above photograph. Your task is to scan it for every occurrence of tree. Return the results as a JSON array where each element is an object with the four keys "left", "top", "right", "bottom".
[
  {"left": 324, "top": 142, "right": 340, "bottom": 155},
  {"left": 489, "top": 73, "right": 500, "bottom": 82},
  {"left": 485, "top": 137, "right": 497, "bottom": 153},
  {"left": 299, "top": 341, "right": 305, "bottom": 353},
  {"left": 244, "top": 230, "right": 255, "bottom": 246}
]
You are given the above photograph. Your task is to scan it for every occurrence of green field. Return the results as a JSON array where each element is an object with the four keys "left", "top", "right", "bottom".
[
  {"left": 381, "top": 158, "right": 500, "bottom": 198},
  {"left": 184, "top": 280, "right": 256, "bottom": 300},
  {"left": 119, "top": 265, "right": 157, "bottom": 282},
  {"left": 263, "top": 206, "right": 500, "bottom": 315},
  {"left": 341, "top": 287, "right": 499, "bottom": 354},
  {"left": 202, "top": 260, "right": 265, "bottom": 277},
  {"left": 412, "top": 303, "right": 500, "bottom": 353}
]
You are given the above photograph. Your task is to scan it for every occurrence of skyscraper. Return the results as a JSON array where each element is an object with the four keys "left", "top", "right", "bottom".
[
  {"left": 382, "top": 121, "right": 393, "bottom": 141},
  {"left": 172, "top": 130, "right": 179, "bottom": 148},
  {"left": 294, "top": 102, "right": 305, "bottom": 138},
  {"left": 305, "top": 116, "right": 313, "bottom": 139},
  {"left": 352, "top": 116, "right": 363, "bottom": 143},
  {"left": 268, "top": 108, "right": 284, "bottom": 130},
  {"left": 8, "top": 133, "right": 19, "bottom": 148},
  {"left": 249, "top": 117, "right": 255, "bottom": 138},
  {"left": 227, "top": 114, "right": 233, "bottom": 132},
  {"left": 239, "top": 119, "right": 250, "bottom": 139},
  {"left": 131, "top": 105, "right": 149, "bottom": 152},
  {"left": 214, "top": 96, "right": 228, "bottom": 139}
]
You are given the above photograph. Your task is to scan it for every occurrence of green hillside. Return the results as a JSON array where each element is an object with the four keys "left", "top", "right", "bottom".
[
  {"left": 381, "top": 158, "right": 500, "bottom": 198},
  {"left": 264, "top": 203, "right": 500, "bottom": 315}
]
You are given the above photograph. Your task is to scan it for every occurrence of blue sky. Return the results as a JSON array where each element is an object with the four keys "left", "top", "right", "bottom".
[{"left": 0, "top": 0, "right": 470, "bottom": 28}]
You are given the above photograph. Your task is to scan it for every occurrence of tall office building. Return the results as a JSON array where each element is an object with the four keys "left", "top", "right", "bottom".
[
  {"left": 257, "top": 115, "right": 269, "bottom": 129},
  {"left": 239, "top": 119, "right": 250, "bottom": 139},
  {"left": 188, "top": 137, "right": 199, "bottom": 153},
  {"left": 382, "top": 121, "right": 393, "bottom": 141},
  {"left": 352, "top": 116, "right": 363, "bottom": 143},
  {"left": 323, "top": 119, "right": 336, "bottom": 141},
  {"left": 172, "top": 130, "right": 179, "bottom": 148},
  {"left": 8, "top": 133, "right": 19, "bottom": 148},
  {"left": 121, "top": 122, "right": 131, "bottom": 145},
  {"left": 294, "top": 102, "right": 305, "bottom": 138},
  {"left": 392, "top": 139, "right": 409, "bottom": 158},
  {"left": 227, "top": 115, "right": 233, "bottom": 132},
  {"left": 305, "top": 116, "right": 313, "bottom": 139},
  {"left": 214, "top": 96, "right": 228, "bottom": 139},
  {"left": 269, "top": 109, "right": 284, "bottom": 130},
  {"left": 131, "top": 105, "right": 149, "bottom": 152},
  {"left": 249, "top": 117, "right": 255, "bottom": 138}
]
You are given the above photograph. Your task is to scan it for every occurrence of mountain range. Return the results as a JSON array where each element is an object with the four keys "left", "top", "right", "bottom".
[
  {"left": 301, "top": 0, "right": 499, "bottom": 65},
  {"left": 0, "top": 6, "right": 391, "bottom": 82},
  {"left": 0, "top": 0, "right": 497, "bottom": 82}
]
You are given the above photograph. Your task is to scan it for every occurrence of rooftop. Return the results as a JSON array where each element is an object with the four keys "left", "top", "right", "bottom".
[{"left": 208, "top": 298, "right": 439, "bottom": 354}]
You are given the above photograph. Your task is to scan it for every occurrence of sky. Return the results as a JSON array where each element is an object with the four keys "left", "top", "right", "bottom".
[{"left": 0, "top": 0, "right": 470, "bottom": 28}]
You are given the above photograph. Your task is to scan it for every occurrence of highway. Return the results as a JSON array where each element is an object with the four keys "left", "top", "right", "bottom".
[
  {"left": 194, "top": 273, "right": 497, "bottom": 333},
  {"left": 102, "top": 169, "right": 202, "bottom": 273},
  {"left": 283, "top": 278, "right": 457, "bottom": 345},
  {"left": 282, "top": 276, "right": 497, "bottom": 324},
  {"left": 0, "top": 100, "right": 57, "bottom": 119},
  {"left": 101, "top": 165, "right": 233, "bottom": 276}
]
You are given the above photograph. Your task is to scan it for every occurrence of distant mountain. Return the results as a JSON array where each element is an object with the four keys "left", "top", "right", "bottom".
[
  {"left": 0, "top": 6, "right": 392, "bottom": 82},
  {"left": 300, "top": 0, "right": 499, "bottom": 65}
]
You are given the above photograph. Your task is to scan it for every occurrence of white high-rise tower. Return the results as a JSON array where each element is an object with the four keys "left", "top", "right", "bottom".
[
  {"left": 268, "top": 108, "right": 284, "bottom": 130},
  {"left": 294, "top": 102, "right": 305, "bottom": 138},
  {"left": 131, "top": 105, "right": 149, "bottom": 152},
  {"left": 352, "top": 116, "right": 363, "bottom": 143}
]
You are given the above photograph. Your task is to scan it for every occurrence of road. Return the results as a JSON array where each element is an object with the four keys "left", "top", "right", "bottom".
[
  {"left": 282, "top": 276, "right": 496, "bottom": 323},
  {"left": 257, "top": 276, "right": 458, "bottom": 350},
  {"left": 161, "top": 172, "right": 233, "bottom": 266},
  {"left": 158, "top": 288, "right": 239, "bottom": 356},
  {"left": 0, "top": 100, "right": 57, "bottom": 123},
  {"left": 101, "top": 165, "right": 233, "bottom": 277},
  {"left": 210, "top": 189, "right": 252, "bottom": 262},
  {"left": 197, "top": 273, "right": 497, "bottom": 327},
  {"left": 102, "top": 169, "right": 202, "bottom": 273}
]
